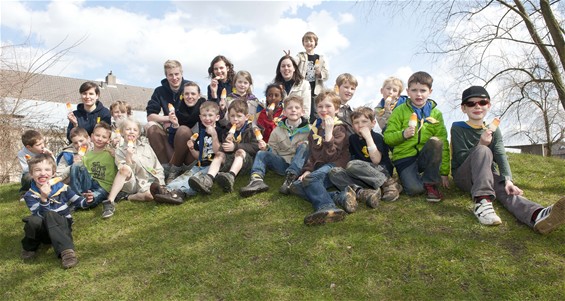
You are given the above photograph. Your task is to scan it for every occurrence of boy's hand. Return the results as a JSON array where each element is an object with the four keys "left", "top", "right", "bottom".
[
  {"left": 82, "top": 190, "right": 94, "bottom": 203},
  {"left": 67, "top": 112, "right": 78, "bottom": 127},
  {"left": 505, "top": 180, "right": 523, "bottom": 196},
  {"left": 258, "top": 140, "right": 267, "bottom": 150},
  {"left": 359, "top": 127, "right": 372, "bottom": 140},
  {"left": 441, "top": 176, "right": 450, "bottom": 188},
  {"left": 403, "top": 126, "right": 415, "bottom": 139},
  {"left": 187, "top": 139, "right": 195, "bottom": 150},
  {"left": 219, "top": 99, "right": 227, "bottom": 111},
  {"left": 222, "top": 140, "right": 235, "bottom": 152},
  {"left": 169, "top": 112, "right": 178, "bottom": 127},
  {"left": 298, "top": 171, "right": 311, "bottom": 181},
  {"left": 38, "top": 183, "right": 50, "bottom": 201},
  {"left": 205, "top": 125, "right": 217, "bottom": 137},
  {"left": 73, "top": 154, "right": 83, "bottom": 164},
  {"left": 324, "top": 116, "right": 334, "bottom": 140},
  {"left": 479, "top": 130, "right": 493, "bottom": 145}
]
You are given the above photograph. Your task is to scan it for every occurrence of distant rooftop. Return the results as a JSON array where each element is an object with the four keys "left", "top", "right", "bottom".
[{"left": 0, "top": 69, "right": 153, "bottom": 111}]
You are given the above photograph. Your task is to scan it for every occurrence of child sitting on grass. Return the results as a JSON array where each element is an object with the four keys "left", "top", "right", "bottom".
[
  {"left": 289, "top": 90, "right": 350, "bottom": 226},
  {"left": 239, "top": 95, "right": 310, "bottom": 197},
  {"left": 55, "top": 127, "right": 90, "bottom": 183},
  {"left": 256, "top": 83, "right": 285, "bottom": 143},
  {"left": 21, "top": 154, "right": 88, "bottom": 269},
  {"left": 451, "top": 86, "right": 565, "bottom": 233},
  {"left": 329, "top": 107, "right": 401, "bottom": 213},
  {"left": 375, "top": 76, "right": 407, "bottom": 131},
  {"left": 17, "top": 130, "right": 54, "bottom": 194},
  {"left": 189, "top": 99, "right": 260, "bottom": 194}
]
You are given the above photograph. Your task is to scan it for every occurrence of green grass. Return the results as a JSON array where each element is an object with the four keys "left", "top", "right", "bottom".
[{"left": 1, "top": 153, "right": 565, "bottom": 300}]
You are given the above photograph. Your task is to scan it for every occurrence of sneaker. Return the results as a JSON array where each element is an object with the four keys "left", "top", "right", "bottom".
[
  {"left": 358, "top": 188, "right": 381, "bottom": 209},
  {"left": 279, "top": 173, "right": 297, "bottom": 195},
  {"left": 215, "top": 172, "right": 235, "bottom": 193},
  {"left": 188, "top": 173, "right": 213, "bottom": 195},
  {"left": 474, "top": 199, "right": 502, "bottom": 226},
  {"left": 333, "top": 186, "right": 358, "bottom": 213},
  {"left": 534, "top": 197, "right": 565, "bottom": 235},
  {"left": 240, "top": 179, "right": 269, "bottom": 197},
  {"left": 154, "top": 189, "right": 184, "bottom": 205},
  {"left": 101, "top": 200, "right": 115, "bottom": 219},
  {"left": 381, "top": 178, "right": 402, "bottom": 202},
  {"left": 165, "top": 165, "right": 183, "bottom": 185},
  {"left": 60, "top": 249, "right": 78, "bottom": 269},
  {"left": 304, "top": 207, "right": 346, "bottom": 226},
  {"left": 115, "top": 191, "right": 129, "bottom": 203},
  {"left": 424, "top": 183, "right": 443, "bottom": 202},
  {"left": 21, "top": 249, "right": 36, "bottom": 260}
]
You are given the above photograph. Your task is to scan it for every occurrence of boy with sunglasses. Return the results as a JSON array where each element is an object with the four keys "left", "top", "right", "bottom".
[{"left": 451, "top": 86, "right": 565, "bottom": 233}]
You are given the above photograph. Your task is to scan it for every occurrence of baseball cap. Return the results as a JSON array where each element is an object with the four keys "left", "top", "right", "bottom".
[{"left": 462, "top": 86, "right": 490, "bottom": 104}]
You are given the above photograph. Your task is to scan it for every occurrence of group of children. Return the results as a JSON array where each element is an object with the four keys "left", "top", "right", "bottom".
[{"left": 15, "top": 31, "right": 565, "bottom": 269}]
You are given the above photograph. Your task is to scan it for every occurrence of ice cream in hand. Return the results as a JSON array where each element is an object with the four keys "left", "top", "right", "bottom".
[
  {"left": 128, "top": 140, "right": 135, "bottom": 147},
  {"left": 190, "top": 133, "right": 199, "bottom": 141},
  {"left": 168, "top": 103, "right": 174, "bottom": 113},
  {"left": 78, "top": 145, "right": 88, "bottom": 156},
  {"left": 488, "top": 117, "right": 500, "bottom": 132},
  {"left": 254, "top": 128, "right": 263, "bottom": 141},
  {"left": 408, "top": 113, "right": 418, "bottom": 128},
  {"left": 48, "top": 177, "right": 63, "bottom": 186}
]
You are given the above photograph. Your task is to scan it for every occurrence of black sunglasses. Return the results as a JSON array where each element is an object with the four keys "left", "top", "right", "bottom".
[{"left": 463, "top": 99, "right": 490, "bottom": 107}]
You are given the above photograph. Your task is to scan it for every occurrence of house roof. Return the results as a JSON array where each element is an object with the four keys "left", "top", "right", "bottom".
[{"left": 0, "top": 69, "right": 153, "bottom": 111}]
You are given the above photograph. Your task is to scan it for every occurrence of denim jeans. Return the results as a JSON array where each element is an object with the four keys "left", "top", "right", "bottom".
[
  {"left": 167, "top": 165, "right": 210, "bottom": 196},
  {"left": 290, "top": 163, "right": 338, "bottom": 211},
  {"left": 69, "top": 164, "right": 108, "bottom": 208},
  {"left": 398, "top": 138, "right": 443, "bottom": 195},
  {"left": 251, "top": 143, "right": 309, "bottom": 177}
]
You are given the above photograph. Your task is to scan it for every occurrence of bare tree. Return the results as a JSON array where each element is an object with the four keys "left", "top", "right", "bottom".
[{"left": 0, "top": 36, "right": 84, "bottom": 183}]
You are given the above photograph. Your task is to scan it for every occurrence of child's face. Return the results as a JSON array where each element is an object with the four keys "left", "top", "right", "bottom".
[
  {"left": 200, "top": 108, "right": 220, "bottom": 128},
  {"left": 183, "top": 86, "right": 201, "bottom": 107},
  {"left": 228, "top": 110, "right": 248, "bottom": 129},
  {"left": 461, "top": 97, "right": 491, "bottom": 122},
  {"left": 91, "top": 127, "right": 111, "bottom": 150},
  {"left": 407, "top": 83, "right": 432, "bottom": 108},
  {"left": 111, "top": 107, "right": 127, "bottom": 121},
  {"left": 352, "top": 115, "right": 376, "bottom": 136},
  {"left": 166, "top": 67, "right": 183, "bottom": 91},
  {"left": 70, "top": 135, "right": 90, "bottom": 151},
  {"left": 302, "top": 38, "right": 316, "bottom": 53},
  {"left": 213, "top": 60, "right": 228, "bottom": 81},
  {"left": 279, "top": 58, "right": 295, "bottom": 81},
  {"left": 284, "top": 101, "right": 303, "bottom": 122},
  {"left": 26, "top": 139, "right": 45, "bottom": 155},
  {"left": 266, "top": 87, "right": 283, "bottom": 105},
  {"left": 122, "top": 121, "right": 140, "bottom": 142},
  {"left": 234, "top": 76, "right": 250, "bottom": 95},
  {"left": 338, "top": 81, "right": 356, "bottom": 104},
  {"left": 30, "top": 160, "right": 54, "bottom": 186},
  {"left": 81, "top": 87, "right": 99, "bottom": 107},
  {"left": 316, "top": 97, "right": 337, "bottom": 119},
  {"left": 381, "top": 83, "right": 401, "bottom": 100}
]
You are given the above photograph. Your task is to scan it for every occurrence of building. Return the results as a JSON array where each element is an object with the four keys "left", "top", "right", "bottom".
[{"left": 506, "top": 142, "right": 565, "bottom": 159}]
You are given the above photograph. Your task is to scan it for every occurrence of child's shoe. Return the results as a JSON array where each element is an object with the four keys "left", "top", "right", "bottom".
[
  {"left": 357, "top": 187, "right": 381, "bottom": 208},
  {"left": 424, "top": 183, "right": 443, "bottom": 202},
  {"left": 154, "top": 189, "right": 185, "bottom": 205},
  {"left": 61, "top": 249, "right": 78, "bottom": 269},
  {"left": 534, "top": 197, "right": 565, "bottom": 235},
  {"left": 333, "top": 185, "right": 357, "bottom": 213},
  {"left": 381, "top": 178, "right": 402, "bottom": 202},
  {"left": 215, "top": 172, "right": 235, "bottom": 192},
  {"left": 240, "top": 179, "right": 269, "bottom": 197},
  {"left": 21, "top": 249, "right": 36, "bottom": 260},
  {"left": 304, "top": 206, "right": 346, "bottom": 226},
  {"left": 165, "top": 165, "right": 183, "bottom": 185},
  {"left": 101, "top": 200, "right": 115, "bottom": 219},
  {"left": 279, "top": 173, "right": 297, "bottom": 195},
  {"left": 474, "top": 199, "right": 502, "bottom": 226},
  {"left": 189, "top": 173, "right": 213, "bottom": 195}
]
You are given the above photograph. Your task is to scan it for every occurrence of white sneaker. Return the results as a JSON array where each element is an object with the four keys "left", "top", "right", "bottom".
[
  {"left": 474, "top": 199, "right": 502, "bottom": 226},
  {"left": 534, "top": 197, "right": 565, "bottom": 235}
]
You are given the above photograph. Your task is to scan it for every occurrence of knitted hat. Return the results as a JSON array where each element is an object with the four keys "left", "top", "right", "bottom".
[{"left": 461, "top": 86, "right": 490, "bottom": 104}]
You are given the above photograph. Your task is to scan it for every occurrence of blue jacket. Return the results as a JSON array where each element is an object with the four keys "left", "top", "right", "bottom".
[
  {"left": 24, "top": 182, "right": 89, "bottom": 223},
  {"left": 66, "top": 100, "right": 111, "bottom": 141}
]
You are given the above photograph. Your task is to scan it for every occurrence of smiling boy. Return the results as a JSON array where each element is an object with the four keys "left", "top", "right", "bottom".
[
  {"left": 383, "top": 71, "right": 450, "bottom": 202},
  {"left": 451, "top": 86, "right": 565, "bottom": 233},
  {"left": 335, "top": 73, "right": 357, "bottom": 135}
]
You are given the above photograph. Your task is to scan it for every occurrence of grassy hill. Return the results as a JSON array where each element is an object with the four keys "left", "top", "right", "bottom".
[{"left": 1, "top": 153, "right": 564, "bottom": 300}]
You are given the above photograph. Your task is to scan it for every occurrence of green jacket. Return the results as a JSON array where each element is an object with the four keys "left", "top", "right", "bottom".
[{"left": 383, "top": 99, "right": 450, "bottom": 176}]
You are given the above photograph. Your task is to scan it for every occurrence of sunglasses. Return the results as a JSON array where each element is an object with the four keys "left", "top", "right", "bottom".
[{"left": 463, "top": 99, "right": 490, "bottom": 107}]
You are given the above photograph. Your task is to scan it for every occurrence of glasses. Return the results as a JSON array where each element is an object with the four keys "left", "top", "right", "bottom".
[{"left": 463, "top": 99, "right": 490, "bottom": 107}]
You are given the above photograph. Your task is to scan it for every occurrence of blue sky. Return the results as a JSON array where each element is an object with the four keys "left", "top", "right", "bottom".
[{"left": 1, "top": 1, "right": 462, "bottom": 122}]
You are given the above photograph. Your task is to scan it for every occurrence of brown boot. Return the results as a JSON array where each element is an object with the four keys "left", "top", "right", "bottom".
[
  {"left": 381, "top": 178, "right": 402, "bottom": 202},
  {"left": 61, "top": 249, "right": 78, "bottom": 269}
]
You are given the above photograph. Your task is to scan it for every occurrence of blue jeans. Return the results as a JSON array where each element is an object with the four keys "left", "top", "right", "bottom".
[
  {"left": 167, "top": 165, "right": 210, "bottom": 196},
  {"left": 290, "top": 163, "right": 338, "bottom": 211},
  {"left": 69, "top": 164, "right": 108, "bottom": 208},
  {"left": 250, "top": 143, "right": 309, "bottom": 177},
  {"left": 398, "top": 138, "right": 443, "bottom": 195}
]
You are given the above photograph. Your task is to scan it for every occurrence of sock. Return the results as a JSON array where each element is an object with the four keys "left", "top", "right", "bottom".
[
  {"left": 207, "top": 174, "right": 215, "bottom": 181},
  {"left": 531, "top": 208, "right": 542, "bottom": 223},
  {"left": 229, "top": 171, "right": 237, "bottom": 177},
  {"left": 474, "top": 195, "right": 492, "bottom": 203},
  {"left": 250, "top": 173, "right": 263, "bottom": 181}
]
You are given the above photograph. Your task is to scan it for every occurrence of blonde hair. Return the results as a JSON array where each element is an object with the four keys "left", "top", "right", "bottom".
[
  {"left": 335, "top": 73, "right": 358, "bottom": 88},
  {"left": 302, "top": 31, "right": 319, "bottom": 47},
  {"left": 382, "top": 76, "right": 404, "bottom": 91},
  {"left": 315, "top": 90, "right": 341, "bottom": 109},
  {"left": 233, "top": 70, "right": 253, "bottom": 95},
  {"left": 110, "top": 100, "right": 132, "bottom": 116},
  {"left": 163, "top": 60, "right": 182, "bottom": 75}
]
